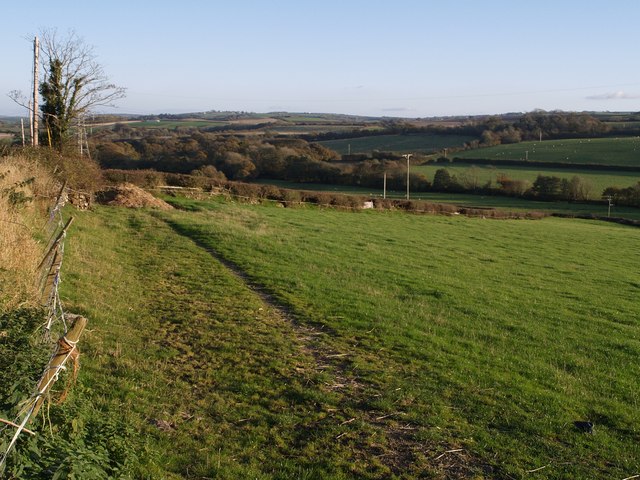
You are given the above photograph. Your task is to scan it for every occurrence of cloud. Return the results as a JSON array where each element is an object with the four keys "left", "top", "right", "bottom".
[{"left": 586, "top": 91, "right": 640, "bottom": 100}]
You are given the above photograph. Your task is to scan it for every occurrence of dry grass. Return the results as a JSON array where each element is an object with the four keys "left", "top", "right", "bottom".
[{"left": 0, "top": 154, "right": 59, "bottom": 309}]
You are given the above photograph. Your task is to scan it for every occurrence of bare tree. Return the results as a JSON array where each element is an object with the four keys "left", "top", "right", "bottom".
[{"left": 9, "top": 29, "right": 125, "bottom": 150}]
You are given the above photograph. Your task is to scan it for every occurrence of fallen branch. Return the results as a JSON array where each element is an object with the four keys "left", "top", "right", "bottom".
[
  {"left": 0, "top": 418, "right": 35, "bottom": 436},
  {"left": 526, "top": 465, "right": 550, "bottom": 473},
  {"left": 434, "top": 449, "right": 464, "bottom": 461}
]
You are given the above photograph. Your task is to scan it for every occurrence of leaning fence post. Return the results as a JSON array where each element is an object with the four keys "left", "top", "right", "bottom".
[{"left": 30, "top": 314, "right": 87, "bottom": 420}]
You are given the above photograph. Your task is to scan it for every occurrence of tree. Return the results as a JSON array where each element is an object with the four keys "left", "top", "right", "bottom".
[
  {"left": 432, "top": 168, "right": 453, "bottom": 191},
  {"left": 532, "top": 175, "right": 563, "bottom": 199},
  {"left": 10, "top": 30, "right": 125, "bottom": 150}
]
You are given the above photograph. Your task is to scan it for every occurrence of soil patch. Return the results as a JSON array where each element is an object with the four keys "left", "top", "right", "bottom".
[{"left": 96, "top": 183, "right": 173, "bottom": 210}]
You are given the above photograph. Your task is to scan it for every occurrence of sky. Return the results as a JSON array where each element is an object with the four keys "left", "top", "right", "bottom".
[{"left": 1, "top": 0, "right": 640, "bottom": 118}]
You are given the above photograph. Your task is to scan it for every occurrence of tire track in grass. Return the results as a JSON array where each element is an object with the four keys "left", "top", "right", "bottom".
[{"left": 159, "top": 214, "right": 497, "bottom": 478}]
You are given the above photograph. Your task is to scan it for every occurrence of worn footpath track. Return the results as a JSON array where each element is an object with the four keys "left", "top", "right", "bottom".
[{"left": 161, "top": 215, "right": 494, "bottom": 478}]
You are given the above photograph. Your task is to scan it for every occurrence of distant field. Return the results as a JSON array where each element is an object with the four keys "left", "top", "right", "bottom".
[
  {"left": 318, "top": 133, "right": 476, "bottom": 154},
  {"left": 414, "top": 163, "right": 640, "bottom": 197},
  {"left": 456, "top": 137, "right": 640, "bottom": 167},
  {"left": 127, "top": 120, "right": 227, "bottom": 128},
  {"left": 271, "top": 125, "right": 378, "bottom": 134},
  {"left": 253, "top": 178, "right": 640, "bottom": 219}
]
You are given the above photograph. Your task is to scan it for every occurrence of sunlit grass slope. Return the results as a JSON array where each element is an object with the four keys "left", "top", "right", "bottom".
[
  {"left": 58, "top": 198, "right": 640, "bottom": 479},
  {"left": 161, "top": 197, "right": 640, "bottom": 479}
]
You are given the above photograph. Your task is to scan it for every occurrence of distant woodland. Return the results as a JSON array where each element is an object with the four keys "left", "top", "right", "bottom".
[{"left": 88, "top": 112, "right": 640, "bottom": 206}]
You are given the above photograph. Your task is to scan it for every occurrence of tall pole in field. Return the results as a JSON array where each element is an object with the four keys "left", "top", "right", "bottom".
[
  {"left": 32, "top": 36, "right": 39, "bottom": 147},
  {"left": 383, "top": 171, "right": 387, "bottom": 199},
  {"left": 403, "top": 153, "right": 413, "bottom": 200}
]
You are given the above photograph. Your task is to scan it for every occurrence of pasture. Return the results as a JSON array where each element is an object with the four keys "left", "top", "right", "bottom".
[
  {"left": 126, "top": 119, "right": 227, "bottom": 128},
  {"left": 318, "top": 133, "right": 475, "bottom": 154},
  {"left": 414, "top": 163, "right": 640, "bottom": 197},
  {"left": 55, "top": 197, "right": 640, "bottom": 479},
  {"left": 253, "top": 179, "right": 640, "bottom": 219},
  {"left": 455, "top": 137, "right": 640, "bottom": 167}
]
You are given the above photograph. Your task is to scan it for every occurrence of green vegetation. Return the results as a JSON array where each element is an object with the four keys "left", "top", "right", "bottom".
[
  {"left": 161, "top": 197, "right": 640, "bottom": 479},
  {"left": 456, "top": 137, "right": 640, "bottom": 167},
  {"left": 6, "top": 197, "right": 629, "bottom": 478},
  {"left": 127, "top": 120, "right": 227, "bottom": 129},
  {"left": 318, "top": 133, "right": 475, "bottom": 155},
  {"left": 414, "top": 163, "right": 640, "bottom": 197},
  {"left": 252, "top": 179, "right": 640, "bottom": 219}
]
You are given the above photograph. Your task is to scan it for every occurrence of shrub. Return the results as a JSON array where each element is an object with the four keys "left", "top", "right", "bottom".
[
  {"left": 103, "top": 169, "right": 166, "bottom": 188},
  {"left": 280, "top": 188, "right": 302, "bottom": 205}
]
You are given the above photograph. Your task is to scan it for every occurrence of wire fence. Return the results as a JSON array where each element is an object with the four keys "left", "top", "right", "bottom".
[{"left": 0, "top": 183, "right": 86, "bottom": 470}]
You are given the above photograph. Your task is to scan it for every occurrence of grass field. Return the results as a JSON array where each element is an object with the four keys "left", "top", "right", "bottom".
[
  {"left": 318, "top": 134, "right": 476, "bottom": 155},
  {"left": 52, "top": 198, "right": 640, "bottom": 479},
  {"left": 413, "top": 163, "right": 640, "bottom": 197},
  {"left": 252, "top": 179, "right": 640, "bottom": 220},
  {"left": 455, "top": 137, "right": 640, "bottom": 167},
  {"left": 127, "top": 120, "right": 227, "bottom": 128}
]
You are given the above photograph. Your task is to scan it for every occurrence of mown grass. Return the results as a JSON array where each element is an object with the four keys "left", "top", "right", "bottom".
[
  {"left": 318, "top": 134, "right": 475, "bottom": 154},
  {"left": 157, "top": 196, "right": 640, "bottom": 479},
  {"left": 456, "top": 137, "right": 640, "bottom": 167}
]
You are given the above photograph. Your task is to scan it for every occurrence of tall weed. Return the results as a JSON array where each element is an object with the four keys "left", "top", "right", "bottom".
[{"left": 0, "top": 155, "right": 58, "bottom": 309}]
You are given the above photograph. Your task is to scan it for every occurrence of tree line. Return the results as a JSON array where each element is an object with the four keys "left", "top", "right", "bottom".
[{"left": 91, "top": 127, "right": 640, "bottom": 207}]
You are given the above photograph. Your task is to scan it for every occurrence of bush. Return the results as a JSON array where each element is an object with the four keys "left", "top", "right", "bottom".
[
  {"left": 103, "top": 169, "right": 166, "bottom": 188},
  {"left": 280, "top": 188, "right": 302, "bottom": 204},
  {"left": 228, "top": 181, "right": 262, "bottom": 199}
]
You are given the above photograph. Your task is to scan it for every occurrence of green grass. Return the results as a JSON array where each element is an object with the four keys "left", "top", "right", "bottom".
[
  {"left": 160, "top": 197, "right": 640, "bottom": 479},
  {"left": 318, "top": 133, "right": 476, "bottom": 155},
  {"left": 456, "top": 137, "right": 640, "bottom": 167},
  {"left": 48, "top": 199, "right": 640, "bottom": 478},
  {"left": 252, "top": 178, "right": 640, "bottom": 220},
  {"left": 414, "top": 163, "right": 640, "bottom": 197},
  {"left": 59, "top": 206, "right": 405, "bottom": 478}
]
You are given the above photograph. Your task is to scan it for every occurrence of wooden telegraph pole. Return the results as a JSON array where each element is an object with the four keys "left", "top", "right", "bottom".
[
  {"left": 403, "top": 153, "right": 413, "bottom": 200},
  {"left": 32, "top": 36, "right": 39, "bottom": 147}
]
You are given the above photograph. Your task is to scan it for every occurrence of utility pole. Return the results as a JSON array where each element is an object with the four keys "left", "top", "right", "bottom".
[
  {"left": 32, "top": 36, "right": 39, "bottom": 147},
  {"left": 383, "top": 171, "right": 387, "bottom": 199},
  {"left": 403, "top": 153, "right": 413, "bottom": 200},
  {"left": 21, "top": 119, "right": 25, "bottom": 146},
  {"left": 606, "top": 195, "right": 613, "bottom": 217}
]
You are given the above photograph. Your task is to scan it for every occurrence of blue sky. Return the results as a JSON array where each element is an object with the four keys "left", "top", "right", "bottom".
[{"left": 2, "top": 0, "right": 639, "bottom": 117}]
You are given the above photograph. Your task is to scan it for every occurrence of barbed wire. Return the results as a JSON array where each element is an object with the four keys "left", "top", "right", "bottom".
[{"left": 0, "top": 182, "right": 79, "bottom": 471}]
